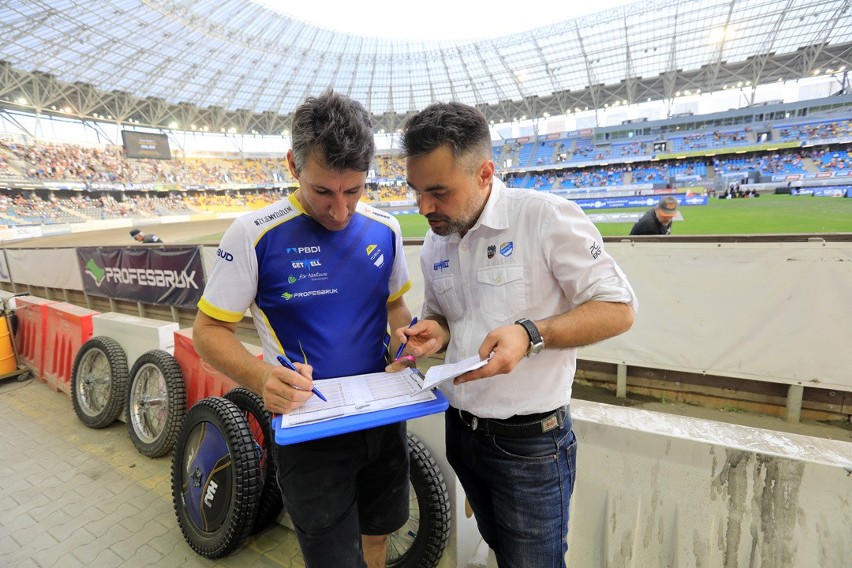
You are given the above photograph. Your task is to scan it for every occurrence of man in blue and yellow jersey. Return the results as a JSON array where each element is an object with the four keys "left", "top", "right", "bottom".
[{"left": 194, "top": 90, "right": 414, "bottom": 568}]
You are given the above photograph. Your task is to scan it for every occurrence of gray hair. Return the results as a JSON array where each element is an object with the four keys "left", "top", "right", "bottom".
[
  {"left": 290, "top": 89, "right": 375, "bottom": 173},
  {"left": 402, "top": 102, "right": 492, "bottom": 172}
]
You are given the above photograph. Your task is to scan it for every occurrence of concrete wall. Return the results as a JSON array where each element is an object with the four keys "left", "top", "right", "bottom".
[{"left": 564, "top": 400, "right": 852, "bottom": 568}]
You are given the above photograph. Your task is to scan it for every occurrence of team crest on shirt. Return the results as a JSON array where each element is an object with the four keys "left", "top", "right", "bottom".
[
  {"left": 366, "top": 244, "right": 384, "bottom": 268},
  {"left": 487, "top": 244, "right": 496, "bottom": 259},
  {"left": 500, "top": 242, "right": 513, "bottom": 257}
]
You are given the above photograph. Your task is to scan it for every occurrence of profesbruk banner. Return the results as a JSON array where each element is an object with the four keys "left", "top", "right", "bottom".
[{"left": 77, "top": 246, "right": 204, "bottom": 308}]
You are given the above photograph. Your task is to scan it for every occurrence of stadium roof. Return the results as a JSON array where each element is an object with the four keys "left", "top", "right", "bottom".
[{"left": 1, "top": 0, "right": 851, "bottom": 135}]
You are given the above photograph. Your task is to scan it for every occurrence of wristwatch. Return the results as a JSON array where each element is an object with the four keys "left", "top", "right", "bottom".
[{"left": 515, "top": 318, "right": 544, "bottom": 357}]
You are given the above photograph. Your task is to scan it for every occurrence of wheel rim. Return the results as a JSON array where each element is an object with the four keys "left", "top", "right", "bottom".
[
  {"left": 76, "top": 347, "right": 112, "bottom": 417},
  {"left": 386, "top": 479, "right": 419, "bottom": 562},
  {"left": 180, "top": 421, "right": 234, "bottom": 533},
  {"left": 130, "top": 362, "right": 169, "bottom": 444}
]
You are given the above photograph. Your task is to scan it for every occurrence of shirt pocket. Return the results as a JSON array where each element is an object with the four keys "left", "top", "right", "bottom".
[
  {"left": 431, "top": 274, "right": 463, "bottom": 321},
  {"left": 476, "top": 264, "right": 527, "bottom": 323}
]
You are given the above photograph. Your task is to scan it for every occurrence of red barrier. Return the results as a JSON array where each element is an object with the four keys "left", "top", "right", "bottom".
[
  {"left": 173, "top": 328, "right": 264, "bottom": 409},
  {"left": 43, "top": 302, "right": 100, "bottom": 397},
  {"left": 14, "top": 296, "right": 58, "bottom": 381}
]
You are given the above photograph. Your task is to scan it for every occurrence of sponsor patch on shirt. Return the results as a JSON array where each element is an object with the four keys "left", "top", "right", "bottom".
[
  {"left": 286, "top": 246, "right": 321, "bottom": 254},
  {"left": 589, "top": 241, "right": 602, "bottom": 259},
  {"left": 499, "top": 242, "right": 513, "bottom": 257},
  {"left": 433, "top": 259, "right": 450, "bottom": 271}
]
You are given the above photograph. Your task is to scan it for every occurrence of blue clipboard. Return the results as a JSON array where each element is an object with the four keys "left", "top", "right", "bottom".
[{"left": 272, "top": 388, "right": 449, "bottom": 445}]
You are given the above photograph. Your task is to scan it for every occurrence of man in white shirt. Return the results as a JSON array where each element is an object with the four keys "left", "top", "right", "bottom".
[{"left": 393, "top": 101, "right": 638, "bottom": 568}]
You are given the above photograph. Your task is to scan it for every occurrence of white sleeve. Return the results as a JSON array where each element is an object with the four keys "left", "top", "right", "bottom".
[
  {"left": 387, "top": 218, "right": 411, "bottom": 301},
  {"left": 197, "top": 218, "right": 258, "bottom": 322},
  {"left": 543, "top": 199, "right": 638, "bottom": 312}
]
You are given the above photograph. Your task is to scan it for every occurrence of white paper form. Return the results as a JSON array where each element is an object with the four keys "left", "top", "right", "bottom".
[
  {"left": 418, "top": 355, "right": 489, "bottom": 392},
  {"left": 279, "top": 367, "right": 436, "bottom": 427}
]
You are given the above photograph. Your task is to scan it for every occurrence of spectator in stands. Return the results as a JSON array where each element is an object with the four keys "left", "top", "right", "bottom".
[
  {"left": 129, "top": 228, "right": 163, "bottom": 243},
  {"left": 192, "top": 89, "right": 413, "bottom": 568},
  {"left": 394, "top": 101, "right": 637, "bottom": 567},
  {"left": 630, "top": 196, "right": 679, "bottom": 235}
]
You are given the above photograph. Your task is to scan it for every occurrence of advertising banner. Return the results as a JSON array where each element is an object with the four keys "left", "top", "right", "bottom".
[
  {"left": 572, "top": 194, "right": 708, "bottom": 210},
  {"left": 76, "top": 247, "right": 204, "bottom": 308}
]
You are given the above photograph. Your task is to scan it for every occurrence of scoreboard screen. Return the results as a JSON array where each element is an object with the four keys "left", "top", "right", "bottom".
[{"left": 121, "top": 131, "right": 171, "bottom": 160}]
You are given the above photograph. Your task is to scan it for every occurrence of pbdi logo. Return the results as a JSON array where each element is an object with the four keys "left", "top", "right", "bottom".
[{"left": 286, "top": 246, "right": 321, "bottom": 254}]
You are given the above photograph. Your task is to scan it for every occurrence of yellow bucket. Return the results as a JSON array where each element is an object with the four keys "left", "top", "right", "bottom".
[{"left": 0, "top": 316, "right": 18, "bottom": 375}]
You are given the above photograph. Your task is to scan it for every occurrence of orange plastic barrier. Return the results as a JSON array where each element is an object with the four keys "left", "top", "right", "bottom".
[
  {"left": 0, "top": 316, "right": 17, "bottom": 375},
  {"left": 173, "top": 328, "right": 264, "bottom": 409},
  {"left": 14, "top": 296, "right": 57, "bottom": 381},
  {"left": 43, "top": 302, "right": 100, "bottom": 397}
]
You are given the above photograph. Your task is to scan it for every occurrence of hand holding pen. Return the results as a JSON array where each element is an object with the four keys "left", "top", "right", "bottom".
[
  {"left": 393, "top": 317, "right": 418, "bottom": 362},
  {"left": 277, "top": 354, "right": 327, "bottom": 402}
]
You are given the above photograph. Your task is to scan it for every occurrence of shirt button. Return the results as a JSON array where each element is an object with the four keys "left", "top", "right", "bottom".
[{"left": 460, "top": 244, "right": 468, "bottom": 251}]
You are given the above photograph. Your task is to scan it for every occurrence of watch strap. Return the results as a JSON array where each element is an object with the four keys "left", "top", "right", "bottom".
[{"left": 515, "top": 318, "right": 544, "bottom": 356}]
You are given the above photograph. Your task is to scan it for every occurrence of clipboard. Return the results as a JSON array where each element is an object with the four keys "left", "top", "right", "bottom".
[{"left": 272, "top": 388, "right": 449, "bottom": 445}]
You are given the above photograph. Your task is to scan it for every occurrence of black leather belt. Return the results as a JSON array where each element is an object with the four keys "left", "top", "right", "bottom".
[{"left": 455, "top": 406, "right": 567, "bottom": 438}]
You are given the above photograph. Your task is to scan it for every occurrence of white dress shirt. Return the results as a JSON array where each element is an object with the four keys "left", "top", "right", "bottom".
[{"left": 420, "top": 177, "right": 638, "bottom": 419}]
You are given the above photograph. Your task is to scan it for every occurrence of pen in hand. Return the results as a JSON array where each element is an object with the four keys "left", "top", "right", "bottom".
[
  {"left": 276, "top": 354, "right": 327, "bottom": 402},
  {"left": 394, "top": 316, "right": 418, "bottom": 361}
]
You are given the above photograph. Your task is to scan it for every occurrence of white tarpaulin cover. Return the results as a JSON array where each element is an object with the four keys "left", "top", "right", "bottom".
[
  {"left": 4, "top": 248, "right": 83, "bottom": 290},
  {"left": 581, "top": 241, "right": 852, "bottom": 390}
]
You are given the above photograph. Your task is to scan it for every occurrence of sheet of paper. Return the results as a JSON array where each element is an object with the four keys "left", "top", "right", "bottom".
[
  {"left": 419, "top": 355, "right": 488, "bottom": 391},
  {"left": 279, "top": 367, "right": 436, "bottom": 427}
]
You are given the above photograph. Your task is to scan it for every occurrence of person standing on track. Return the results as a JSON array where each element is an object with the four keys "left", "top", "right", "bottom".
[{"left": 629, "top": 196, "right": 678, "bottom": 235}]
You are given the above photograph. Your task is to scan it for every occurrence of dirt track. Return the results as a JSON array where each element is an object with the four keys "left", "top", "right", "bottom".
[{"left": 3, "top": 218, "right": 236, "bottom": 248}]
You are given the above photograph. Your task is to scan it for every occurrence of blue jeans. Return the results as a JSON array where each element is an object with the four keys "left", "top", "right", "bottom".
[{"left": 445, "top": 407, "right": 578, "bottom": 568}]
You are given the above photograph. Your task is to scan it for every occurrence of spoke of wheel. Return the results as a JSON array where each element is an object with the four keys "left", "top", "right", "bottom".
[{"left": 138, "top": 369, "right": 167, "bottom": 439}]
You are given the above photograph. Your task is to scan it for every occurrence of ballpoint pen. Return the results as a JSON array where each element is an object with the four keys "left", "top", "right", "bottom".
[
  {"left": 393, "top": 316, "right": 418, "bottom": 361},
  {"left": 276, "top": 354, "right": 327, "bottom": 402}
]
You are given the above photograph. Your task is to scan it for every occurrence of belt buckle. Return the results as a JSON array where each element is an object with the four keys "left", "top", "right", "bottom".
[{"left": 458, "top": 409, "right": 479, "bottom": 431}]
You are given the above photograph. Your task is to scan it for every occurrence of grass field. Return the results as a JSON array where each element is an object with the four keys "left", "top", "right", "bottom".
[{"left": 396, "top": 194, "right": 852, "bottom": 238}]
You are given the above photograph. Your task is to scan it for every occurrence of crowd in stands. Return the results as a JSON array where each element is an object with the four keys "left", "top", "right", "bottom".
[
  {"left": 0, "top": 138, "right": 295, "bottom": 186},
  {"left": 813, "top": 147, "right": 851, "bottom": 171},
  {"left": 3, "top": 113, "right": 852, "bottom": 228},
  {"left": 376, "top": 184, "right": 409, "bottom": 201},
  {"left": 0, "top": 193, "right": 86, "bottom": 224},
  {"left": 670, "top": 129, "right": 751, "bottom": 152},
  {"left": 755, "top": 152, "right": 807, "bottom": 175},
  {"left": 376, "top": 155, "right": 405, "bottom": 180},
  {"left": 777, "top": 119, "right": 852, "bottom": 141},
  {"left": 0, "top": 190, "right": 283, "bottom": 226},
  {"left": 613, "top": 141, "right": 650, "bottom": 157}
]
